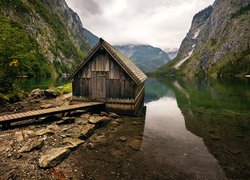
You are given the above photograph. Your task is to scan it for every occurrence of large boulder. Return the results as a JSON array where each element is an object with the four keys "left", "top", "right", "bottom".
[{"left": 38, "top": 147, "right": 70, "bottom": 168}]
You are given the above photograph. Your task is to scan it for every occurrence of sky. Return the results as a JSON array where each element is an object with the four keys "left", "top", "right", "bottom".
[{"left": 66, "top": 0, "right": 215, "bottom": 50}]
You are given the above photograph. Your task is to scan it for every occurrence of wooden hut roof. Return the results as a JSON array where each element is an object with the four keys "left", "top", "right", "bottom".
[{"left": 69, "top": 38, "right": 147, "bottom": 85}]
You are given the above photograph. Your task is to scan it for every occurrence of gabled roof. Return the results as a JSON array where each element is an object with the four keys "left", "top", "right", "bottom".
[{"left": 68, "top": 38, "right": 147, "bottom": 85}]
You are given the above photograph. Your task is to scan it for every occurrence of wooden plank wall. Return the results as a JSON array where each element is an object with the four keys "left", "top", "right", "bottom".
[{"left": 73, "top": 49, "right": 138, "bottom": 100}]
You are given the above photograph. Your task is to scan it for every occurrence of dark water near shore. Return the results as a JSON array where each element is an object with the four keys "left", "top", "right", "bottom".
[{"left": 143, "top": 77, "right": 250, "bottom": 179}]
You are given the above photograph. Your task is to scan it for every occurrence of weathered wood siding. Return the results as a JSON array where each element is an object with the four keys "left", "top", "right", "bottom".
[{"left": 72, "top": 49, "right": 138, "bottom": 101}]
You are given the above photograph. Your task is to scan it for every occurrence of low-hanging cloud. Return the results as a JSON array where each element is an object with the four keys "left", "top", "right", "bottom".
[{"left": 66, "top": 0, "right": 214, "bottom": 50}]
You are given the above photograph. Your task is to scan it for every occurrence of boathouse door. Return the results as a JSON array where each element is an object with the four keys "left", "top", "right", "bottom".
[{"left": 91, "top": 71, "right": 107, "bottom": 100}]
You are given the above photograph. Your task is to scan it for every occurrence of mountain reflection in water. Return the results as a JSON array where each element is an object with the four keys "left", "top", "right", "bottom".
[{"left": 142, "top": 77, "right": 250, "bottom": 179}]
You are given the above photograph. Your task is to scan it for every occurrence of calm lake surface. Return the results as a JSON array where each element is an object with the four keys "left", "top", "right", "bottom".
[
  {"left": 143, "top": 77, "right": 250, "bottom": 179},
  {"left": 20, "top": 77, "right": 250, "bottom": 178}
]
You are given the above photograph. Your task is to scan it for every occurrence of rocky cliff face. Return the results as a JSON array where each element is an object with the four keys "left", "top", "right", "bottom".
[
  {"left": 115, "top": 44, "right": 171, "bottom": 72},
  {"left": 157, "top": 0, "right": 250, "bottom": 77},
  {"left": 0, "top": 0, "right": 98, "bottom": 77}
]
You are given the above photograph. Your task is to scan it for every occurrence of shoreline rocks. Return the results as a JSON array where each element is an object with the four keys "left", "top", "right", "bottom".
[{"left": 38, "top": 147, "right": 70, "bottom": 168}]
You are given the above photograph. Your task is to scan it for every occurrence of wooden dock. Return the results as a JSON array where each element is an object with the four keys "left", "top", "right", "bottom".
[{"left": 0, "top": 102, "right": 105, "bottom": 128}]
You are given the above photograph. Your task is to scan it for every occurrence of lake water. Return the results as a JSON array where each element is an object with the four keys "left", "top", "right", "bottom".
[{"left": 143, "top": 77, "right": 250, "bottom": 179}]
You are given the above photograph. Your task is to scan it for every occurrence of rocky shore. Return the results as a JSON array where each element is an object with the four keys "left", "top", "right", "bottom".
[{"left": 0, "top": 90, "right": 148, "bottom": 179}]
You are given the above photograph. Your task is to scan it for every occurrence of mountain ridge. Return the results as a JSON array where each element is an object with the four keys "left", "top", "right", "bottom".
[
  {"left": 155, "top": 0, "right": 250, "bottom": 77},
  {"left": 0, "top": 0, "right": 99, "bottom": 78},
  {"left": 115, "top": 44, "right": 171, "bottom": 72}
]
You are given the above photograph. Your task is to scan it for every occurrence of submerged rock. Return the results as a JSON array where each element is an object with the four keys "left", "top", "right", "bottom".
[
  {"left": 129, "top": 139, "right": 142, "bottom": 151},
  {"left": 19, "top": 139, "right": 44, "bottom": 153},
  {"left": 38, "top": 147, "right": 70, "bottom": 168}
]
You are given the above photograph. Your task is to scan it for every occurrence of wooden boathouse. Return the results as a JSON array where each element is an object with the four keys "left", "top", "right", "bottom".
[{"left": 68, "top": 38, "right": 147, "bottom": 115}]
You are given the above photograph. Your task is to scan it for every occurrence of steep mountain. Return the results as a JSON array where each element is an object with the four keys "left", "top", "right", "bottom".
[
  {"left": 156, "top": 0, "right": 250, "bottom": 77},
  {"left": 165, "top": 48, "right": 178, "bottom": 59},
  {"left": 115, "top": 44, "right": 171, "bottom": 72},
  {"left": 0, "top": 0, "right": 98, "bottom": 78}
]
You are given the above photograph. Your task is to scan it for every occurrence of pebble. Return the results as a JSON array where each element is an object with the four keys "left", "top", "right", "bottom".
[{"left": 118, "top": 136, "right": 127, "bottom": 142}]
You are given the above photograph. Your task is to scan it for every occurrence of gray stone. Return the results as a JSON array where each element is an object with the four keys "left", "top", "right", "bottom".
[
  {"left": 15, "top": 131, "right": 24, "bottom": 142},
  {"left": 129, "top": 139, "right": 142, "bottom": 151},
  {"left": 80, "top": 113, "right": 91, "bottom": 119},
  {"left": 115, "top": 119, "right": 123, "bottom": 123},
  {"left": 118, "top": 136, "right": 127, "bottom": 142},
  {"left": 41, "top": 104, "right": 53, "bottom": 109},
  {"left": 111, "top": 121, "right": 120, "bottom": 127},
  {"left": 76, "top": 113, "right": 91, "bottom": 125},
  {"left": 47, "top": 124, "right": 60, "bottom": 131},
  {"left": 100, "top": 111, "right": 108, "bottom": 116},
  {"left": 78, "top": 124, "right": 95, "bottom": 139},
  {"left": 88, "top": 115, "right": 111, "bottom": 127},
  {"left": 35, "top": 128, "right": 54, "bottom": 136},
  {"left": 75, "top": 117, "right": 88, "bottom": 125},
  {"left": 19, "top": 139, "right": 44, "bottom": 153},
  {"left": 109, "top": 112, "right": 119, "bottom": 119},
  {"left": 63, "top": 138, "right": 84, "bottom": 149},
  {"left": 23, "top": 130, "right": 35, "bottom": 139},
  {"left": 30, "top": 89, "right": 44, "bottom": 99},
  {"left": 38, "top": 147, "right": 70, "bottom": 168},
  {"left": 60, "top": 126, "right": 81, "bottom": 138}
]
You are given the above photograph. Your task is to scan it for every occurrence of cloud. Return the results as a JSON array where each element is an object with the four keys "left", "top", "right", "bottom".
[{"left": 66, "top": 0, "right": 215, "bottom": 49}]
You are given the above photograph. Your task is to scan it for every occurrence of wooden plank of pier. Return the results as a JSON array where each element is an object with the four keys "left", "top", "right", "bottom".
[{"left": 0, "top": 102, "right": 105, "bottom": 127}]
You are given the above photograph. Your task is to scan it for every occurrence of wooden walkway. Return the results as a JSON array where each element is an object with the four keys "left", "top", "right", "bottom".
[{"left": 0, "top": 102, "right": 105, "bottom": 128}]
